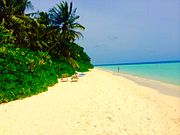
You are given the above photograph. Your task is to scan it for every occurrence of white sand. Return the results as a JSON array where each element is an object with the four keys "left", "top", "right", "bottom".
[{"left": 0, "top": 68, "right": 180, "bottom": 135}]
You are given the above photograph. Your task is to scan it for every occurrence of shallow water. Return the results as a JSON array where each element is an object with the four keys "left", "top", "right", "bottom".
[{"left": 97, "top": 62, "right": 180, "bottom": 86}]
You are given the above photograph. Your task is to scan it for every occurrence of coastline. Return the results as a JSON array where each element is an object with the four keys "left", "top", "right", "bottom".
[
  {"left": 0, "top": 68, "right": 179, "bottom": 135},
  {"left": 96, "top": 67, "right": 180, "bottom": 98},
  {"left": 96, "top": 61, "right": 180, "bottom": 86}
]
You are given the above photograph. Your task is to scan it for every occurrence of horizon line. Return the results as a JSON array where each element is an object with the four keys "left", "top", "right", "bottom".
[{"left": 94, "top": 60, "right": 180, "bottom": 66}]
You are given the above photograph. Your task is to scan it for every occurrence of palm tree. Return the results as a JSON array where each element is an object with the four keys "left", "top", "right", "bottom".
[
  {"left": 48, "top": 1, "right": 85, "bottom": 68},
  {"left": 36, "top": 12, "right": 50, "bottom": 26},
  {"left": 49, "top": 1, "right": 85, "bottom": 42},
  {"left": 47, "top": 1, "right": 86, "bottom": 68},
  {"left": 14, "top": 0, "right": 33, "bottom": 15},
  {"left": 0, "top": 0, "right": 34, "bottom": 47},
  {"left": 0, "top": 0, "right": 33, "bottom": 23}
]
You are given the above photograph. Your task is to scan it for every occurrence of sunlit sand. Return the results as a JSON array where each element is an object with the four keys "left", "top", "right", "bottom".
[{"left": 0, "top": 69, "right": 179, "bottom": 135}]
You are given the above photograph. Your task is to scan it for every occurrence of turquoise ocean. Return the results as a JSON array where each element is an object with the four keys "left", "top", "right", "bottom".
[{"left": 97, "top": 62, "right": 180, "bottom": 86}]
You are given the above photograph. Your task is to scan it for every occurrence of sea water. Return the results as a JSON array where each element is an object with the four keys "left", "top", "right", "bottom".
[{"left": 97, "top": 62, "right": 180, "bottom": 86}]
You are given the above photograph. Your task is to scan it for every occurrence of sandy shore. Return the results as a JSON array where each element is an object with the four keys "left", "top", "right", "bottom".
[{"left": 0, "top": 68, "right": 180, "bottom": 135}]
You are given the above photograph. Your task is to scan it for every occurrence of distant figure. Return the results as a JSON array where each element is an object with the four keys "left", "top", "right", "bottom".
[{"left": 118, "top": 67, "right": 119, "bottom": 72}]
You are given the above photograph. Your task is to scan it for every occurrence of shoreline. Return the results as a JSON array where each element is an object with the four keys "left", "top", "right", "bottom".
[
  {"left": 94, "top": 60, "right": 180, "bottom": 66},
  {"left": 96, "top": 67, "right": 180, "bottom": 98},
  {"left": 95, "top": 62, "right": 180, "bottom": 86}
]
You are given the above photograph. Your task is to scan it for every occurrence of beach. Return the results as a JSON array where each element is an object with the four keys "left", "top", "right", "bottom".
[{"left": 0, "top": 68, "right": 180, "bottom": 135}]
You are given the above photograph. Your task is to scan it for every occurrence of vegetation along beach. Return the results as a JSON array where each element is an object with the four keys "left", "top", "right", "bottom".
[{"left": 0, "top": 0, "right": 180, "bottom": 135}]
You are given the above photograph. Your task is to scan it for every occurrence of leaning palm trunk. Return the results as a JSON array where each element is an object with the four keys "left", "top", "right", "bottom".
[
  {"left": 67, "top": 57, "right": 79, "bottom": 69},
  {"left": 48, "top": 1, "right": 85, "bottom": 68}
]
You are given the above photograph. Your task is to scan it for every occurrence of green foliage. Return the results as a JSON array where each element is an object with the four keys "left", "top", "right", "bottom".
[
  {"left": 0, "top": 1, "right": 94, "bottom": 104},
  {"left": 0, "top": 25, "right": 15, "bottom": 44},
  {"left": 74, "top": 46, "right": 94, "bottom": 71},
  {"left": 52, "top": 58, "right": 75, "bottom": 78},
  {"left": 76, "top": 58, "right": 94, "bottom": 72},
  {"left": 0, "top": 45, "right": 58, "bottom": 103}
]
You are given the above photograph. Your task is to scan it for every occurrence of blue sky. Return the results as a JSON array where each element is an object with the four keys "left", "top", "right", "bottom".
[{"left": 29, "top": 0, "right": 180, "bottom": 64}]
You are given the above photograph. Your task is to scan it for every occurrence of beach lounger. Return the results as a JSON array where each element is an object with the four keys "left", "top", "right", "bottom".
[
  {"left": 79, "top": 72, "right": 85, "bottom": 77},
  {"left": 61, "top": 74, "right": 69, "bottom": 82},
  {"left": 71, "top": 74, "right": 79, "bottom": 82}
]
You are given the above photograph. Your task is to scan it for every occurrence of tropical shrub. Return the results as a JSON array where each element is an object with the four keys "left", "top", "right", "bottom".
[
  {"left": 0, "top": 45, "right": 58, "bottom": 103},
  {"left": 0, "top": 25, "right": 15, "bottom": 44},
  {"left": 75, "top": 46, "right": 94, "bottom": 71},
  {"left": 77, "top": 60, "right": 93, "bottom": 72},
  {"left": 52, "top": 58, "right": 75, "bottom": 78}
]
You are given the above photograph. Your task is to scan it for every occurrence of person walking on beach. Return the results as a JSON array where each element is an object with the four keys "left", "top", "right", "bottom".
[{"left": 118, "top": 67, "right": 119, "bottom": 72}]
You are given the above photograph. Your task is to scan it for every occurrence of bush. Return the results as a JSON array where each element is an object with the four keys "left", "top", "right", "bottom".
[
  {"left": 0, "top": 25, "right": 94, "bottom": 104},
  {"left": 0, "top": 45, "right": 58, "bottom": 103},
  {"left": 73, "top": 46, "right": 94, "bottom": 72},
  {"left": 0, "top": 44, "right": 93, "bottom": 104},
  {"left": 76, "top": 60, "right": 93, "bottom": 72},
  {"left": 52, "top": 58, "right": 75, "bottom": 78}
]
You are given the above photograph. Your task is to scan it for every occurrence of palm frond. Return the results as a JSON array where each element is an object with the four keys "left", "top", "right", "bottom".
[{"left": 67, "top": 57, "right": 79, "bottom": 69}]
